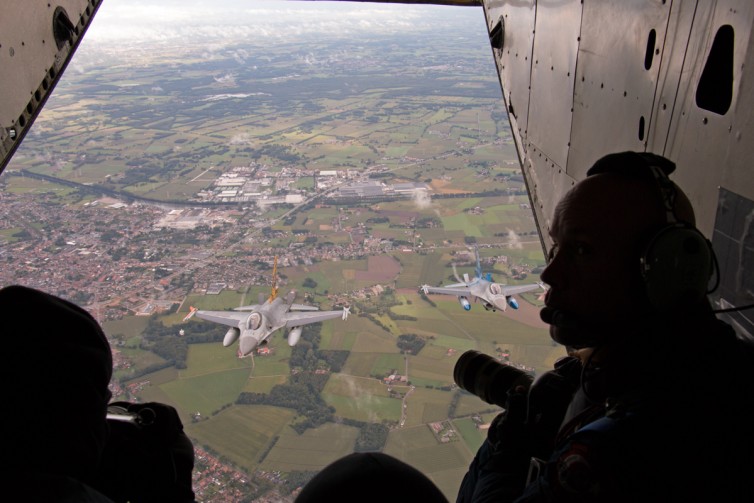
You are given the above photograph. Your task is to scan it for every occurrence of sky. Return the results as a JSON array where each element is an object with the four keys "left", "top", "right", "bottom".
[{"left": 84, "top": 0, "right": 486, "bottom": 45}]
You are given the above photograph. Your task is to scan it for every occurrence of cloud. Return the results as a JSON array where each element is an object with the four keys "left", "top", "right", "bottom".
[
  {"left": 412, "top": 189, "right": 432, "bottom": 210},
  {"left": 231, "top": 49, "right": 249, "bottom": 65},
  {"left": 84, "top": 0, "right": 482, "bottom": 45},
  {"left": 213, "top": 73, "right": 237, "bottom": 85},
  {"left": 202, "top": 93, "right": 271, "bottom": 102},
  {"left": 342, "top": 376, "right": 379, "bottom": 422},
  {"left": 507, "top": 229, "right": 523, "bottom": 249},
  {"left": 228, "top": 133, "right": 253, "bottom": 146}
]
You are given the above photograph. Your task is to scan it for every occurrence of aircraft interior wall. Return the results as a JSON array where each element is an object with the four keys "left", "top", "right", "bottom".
[
  {"left": 483, "top": 0, "right": 754, "bottom": 339},
  {"left": 0, "top": 0, "right": 103, "bottom": 176}
]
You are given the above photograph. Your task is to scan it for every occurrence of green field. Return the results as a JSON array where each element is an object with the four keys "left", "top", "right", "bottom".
[
  {"left": 188, "top": 405, "right": 296, "bottom": 473},
  {"left": 103, "top": 316, "right": 151, "bottom": 338},
  {"left": 261, "top": 422, "right": 360, "bottom": 471},
  {"left": 319, "top": 322, "right": 357, "bottom": 351},
  {"left": 324, "top": 390, "right": 402, "bottom": 422},
  {"left": 180, "top": 342, "right": 253, "bottom": 378},
  {"left": 453, "top": 417, "right": 486, "bottom": 454},
  {"left": 247, "top": 344, "right": 294, "bottom": 377},
  {"left": 407, "top": 355, "right": 456, "bottom": 388},
  {"left": 160, "top": 367, "right": 251, "bottom": 416},
  {"left": 243, "top": 375, "right": 288, "bottom": 393},
  {"left": 404, "top": 387, "right": 455, "bottom": 426},
  {"left": 384, "top": 425, "right": 473, "bottom": 501}
]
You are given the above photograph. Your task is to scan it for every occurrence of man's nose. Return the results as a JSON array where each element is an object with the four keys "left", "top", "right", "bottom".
[{"left": 540, "top": 255, "right": 562, "bottom": 291}]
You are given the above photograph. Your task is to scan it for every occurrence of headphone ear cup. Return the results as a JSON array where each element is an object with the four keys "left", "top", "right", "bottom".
[{"left": 640, "top": 224, "right": 713, "bottom": 311}]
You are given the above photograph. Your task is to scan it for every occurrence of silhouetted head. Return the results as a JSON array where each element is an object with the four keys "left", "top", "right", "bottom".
[
  {"left": 0, "top": 285, "right": 112, "bottom": 481},
  {"left": 540, "top": 152, "right": 708, "bottom": 348},
  {"left": 295, "top": 452, "right": 448, "bottom": 503}
]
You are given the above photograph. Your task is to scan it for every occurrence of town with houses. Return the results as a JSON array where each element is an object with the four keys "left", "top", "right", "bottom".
[{"left": 0, "top": 161, "right": 525, "bottom": 323}]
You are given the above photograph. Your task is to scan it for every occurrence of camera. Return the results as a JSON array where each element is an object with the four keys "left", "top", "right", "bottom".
[
  {"left": 454, "top": 350, "right": 583, "bottom": 461},
  {"left": 453, "top": 350, "right": 534, "bottom": 407},
  {"left": 93, "top": 402, "right": 196, "bottom": 503},
  {"left": 106, "top": 404, "right": 156, "bottom": 427}
]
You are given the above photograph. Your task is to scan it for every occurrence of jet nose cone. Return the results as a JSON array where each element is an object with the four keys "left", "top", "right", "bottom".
[{"left": 239, "top": 335, "right": 258, "bottom": 356}]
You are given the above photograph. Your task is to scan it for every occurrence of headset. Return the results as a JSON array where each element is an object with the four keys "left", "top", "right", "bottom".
[{"left": 587, "top": 151, "right": 715, "bottom": 313}]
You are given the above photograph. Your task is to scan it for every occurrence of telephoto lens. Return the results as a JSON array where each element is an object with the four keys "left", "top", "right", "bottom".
[{"left": 453, "top": 350, "right": 534, "bottom": 407}]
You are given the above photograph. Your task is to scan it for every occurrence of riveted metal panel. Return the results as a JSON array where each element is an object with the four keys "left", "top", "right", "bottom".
[
  {"left": 482, "top": 0, "right": 542, "bottom": 250},
  {"left": 662, "top": 0, "right": 754, "bottom": 236},
  {"left": 527, "top": 0, "right": 581, "bottom": 171},
  {"left": 567, "top": 0, "right": 672, "bottom": 181},
  {"left": 0, "top": 0, "right": 103, "bottom": 174},
  {"left": 483, "top": 0, "right": 535, "bottom": 150},
  {"left": 523, "top": 142, "right": 577, "bottom": 251},
  {"left": 646, "top": 1, "right": 703, "bottom": 155}
]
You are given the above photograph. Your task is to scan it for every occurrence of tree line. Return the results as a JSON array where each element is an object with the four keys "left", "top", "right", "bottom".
[{"left": 140, "top": 317, "right": 226, "bottom": 369}]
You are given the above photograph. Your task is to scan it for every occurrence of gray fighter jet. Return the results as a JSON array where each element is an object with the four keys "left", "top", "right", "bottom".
[
  {"left": 184, "top": 258, "right": 349, "bottom": 356},
  {"left": 420, "top": 246, "right": 544, "bottom": 312}
]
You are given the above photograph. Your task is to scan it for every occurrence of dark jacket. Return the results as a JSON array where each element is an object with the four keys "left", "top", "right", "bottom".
[{"left": 458, "top": 316, "right": 754, "bottom": 502}]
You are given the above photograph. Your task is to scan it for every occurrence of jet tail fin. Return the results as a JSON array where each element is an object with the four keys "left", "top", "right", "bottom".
[
  {"left": 285, "top": 290, "right": 296, "bottom": 305},
  {"left": 267, "top": 255, "right": 279, "bottom": 303}
]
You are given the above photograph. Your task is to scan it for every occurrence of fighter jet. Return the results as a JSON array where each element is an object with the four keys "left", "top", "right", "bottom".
[
  {"left": 420, "top": 246, "right": 544, "bottom": 312},
  {"left": 183, "top": 257, "right": 349, "bottom": 356}
]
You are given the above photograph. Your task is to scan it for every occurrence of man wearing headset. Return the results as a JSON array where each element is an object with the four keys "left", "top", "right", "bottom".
[{"left": 457, "top": 152, "right": 754, "bottom": 502}]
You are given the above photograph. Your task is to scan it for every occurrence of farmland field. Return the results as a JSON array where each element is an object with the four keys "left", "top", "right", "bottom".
[
  {"left": 261, "top": 422, "right": 360, "bottom": 471},
  {"left": 188, "top": 405, "right": 296, "bottom": 473}
]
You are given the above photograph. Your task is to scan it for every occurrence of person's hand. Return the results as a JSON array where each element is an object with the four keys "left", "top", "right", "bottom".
[{"left": 487, "top": 385, "right": 531, "bottom": 470}]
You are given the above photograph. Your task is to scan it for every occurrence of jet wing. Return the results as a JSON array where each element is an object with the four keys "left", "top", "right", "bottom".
[
  {"left": 422, "top": 285, "right": 473, "bottom": 297},
  {"left": 289, "top": 304, "right": 320, "bottom": 311},
  {"left": 195, "top": 310, "right": 248, "bottom": 328},
  {"left": 501, "top": 284, "right": 543, "bottom": 296},
  {"left": 285, "top": 309, "right": 346, "bottom": 328}
]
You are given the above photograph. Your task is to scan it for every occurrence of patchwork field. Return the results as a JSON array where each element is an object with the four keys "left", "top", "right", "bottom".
[
  {"left": 188, "top": 405, "right": 296, "bottom": 473},
  {"left": 384, "top": 425, "right": 473, "bottom": 500},
  {"left": 261, "top": 422, "right": 360, "bottom": 472},
  {"left": 160, "top": 367, "right": 251, "bottom": 416}
]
